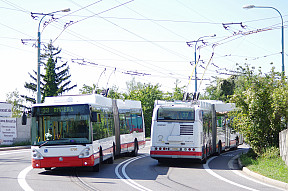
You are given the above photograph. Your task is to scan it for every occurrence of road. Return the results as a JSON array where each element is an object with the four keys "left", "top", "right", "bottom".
[{"left": 0, "top": 143, "right": 284, "bottom": 191}]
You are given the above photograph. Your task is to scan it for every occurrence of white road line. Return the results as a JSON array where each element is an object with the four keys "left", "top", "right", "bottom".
[
  {"left": 115, "top": 154, "right": 152, "bottom": 191},
  {"left": 17, "top": 166, "right": 34, "bottom": 191},
  {"left": 203, "top": 156, "right": 259, "bottom": 191},
  {"left": 228, "top": 155, "right": 285, "bottom": 191}
]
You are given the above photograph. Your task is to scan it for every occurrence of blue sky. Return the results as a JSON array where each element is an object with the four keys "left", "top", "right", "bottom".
[{"left": 0, "top": 0, "right": 287, "bottom": 102}]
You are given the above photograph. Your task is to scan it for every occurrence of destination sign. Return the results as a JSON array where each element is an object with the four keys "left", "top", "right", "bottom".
[{"left": 32, "top": 104, "right": 90, "bottom": 116}]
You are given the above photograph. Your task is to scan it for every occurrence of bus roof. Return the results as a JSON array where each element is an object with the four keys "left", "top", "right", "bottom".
[
  {"left": 33, "top": 94, "right": 142, "bottom": 109},
  {"left": 154, "top": 100, "right": 236, "bottom": 112}
]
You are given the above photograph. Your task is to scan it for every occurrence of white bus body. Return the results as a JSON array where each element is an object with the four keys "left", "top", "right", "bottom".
[
  {"left": 30, "top": 94, "right": 145, "bottom": 171},
  {"left": 150, "top": 100, "right": 238, "bottom": 163}
]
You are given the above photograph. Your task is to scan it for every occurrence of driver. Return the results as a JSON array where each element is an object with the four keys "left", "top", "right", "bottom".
[{"left": 45, "top": 128, "right": 53, "bottom": 140}]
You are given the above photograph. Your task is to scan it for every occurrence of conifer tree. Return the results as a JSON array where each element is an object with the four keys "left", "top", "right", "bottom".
[{"left": 23, "top": 41, "right": 76, "bottom": 104}]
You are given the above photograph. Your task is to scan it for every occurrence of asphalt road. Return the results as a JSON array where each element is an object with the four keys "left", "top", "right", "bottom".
[{"left": 0, "top": 143, "right": 285, "bottom": 191}]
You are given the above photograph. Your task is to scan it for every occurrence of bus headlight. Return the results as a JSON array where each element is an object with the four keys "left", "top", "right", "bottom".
[
  {"left": 79, "top": 147, "right": 91, "bottom": 158},
  {"left": 32, "top": 149, "right": 43, "bottom": 160}
]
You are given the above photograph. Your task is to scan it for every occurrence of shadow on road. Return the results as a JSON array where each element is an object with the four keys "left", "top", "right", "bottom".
[{"left": 36, "top": 147, "right": 249, "bottom": 182}]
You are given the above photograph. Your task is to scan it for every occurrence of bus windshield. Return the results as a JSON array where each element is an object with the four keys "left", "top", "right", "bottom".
[
  {"left": 31, "top": 104, "right": 91, "bottom": 146},
  {"left": 157, "top": 107, "right": 195, "bottom": 121}
]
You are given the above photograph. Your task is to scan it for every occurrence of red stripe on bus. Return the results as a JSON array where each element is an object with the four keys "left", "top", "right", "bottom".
[{"left": 150, "top": 150, "right": 202, "bottom": 156}]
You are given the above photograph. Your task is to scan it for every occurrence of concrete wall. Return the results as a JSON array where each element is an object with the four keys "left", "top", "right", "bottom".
[
  {"left": 14, "top": 117, "right": 31, "bottom": 143},
  {"left": 279, "top": 129, "right": 288, "bottom": 166}
]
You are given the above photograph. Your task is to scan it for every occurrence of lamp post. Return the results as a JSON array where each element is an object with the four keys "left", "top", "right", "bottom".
[
  {"left": 243, "top": 5, "right": 285, "bottom": 76},
  {"left": 186, "top": 34, "right": 216, "bottom": 92},
  {"left": 35, "top": 8, "right": 70, "bottom": 103}
]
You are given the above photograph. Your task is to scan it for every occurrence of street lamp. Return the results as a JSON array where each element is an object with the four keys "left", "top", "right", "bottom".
[
  {"left": 186, "top": 34, "right": 216, "bottom": 92},
  {"left": 243, "top": 5, "right": 285, "bottom": 76},
  {"left": 35, "top": 8, "right": 70, "bottom": 103}
]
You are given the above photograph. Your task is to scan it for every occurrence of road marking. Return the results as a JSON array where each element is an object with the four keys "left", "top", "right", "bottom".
[
  {"left": 115, "top": 154, "right": 152, "bottom": 191},
  {"left": 18, "top": 166, "right": 34, "bottom": 191},
  {"left": 203, "top": 156, "right": 259, "bottom": 191},
  {"left": 228, "top": 155, "right": 285, "bottom": 191}
]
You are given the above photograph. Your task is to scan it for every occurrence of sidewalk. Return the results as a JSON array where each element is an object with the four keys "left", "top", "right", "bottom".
[{"left": 0, "top": 145, "right": 30, "bottom": 151}]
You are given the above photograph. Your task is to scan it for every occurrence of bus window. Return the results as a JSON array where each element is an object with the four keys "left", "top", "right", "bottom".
[
  {"left": 129, "top": 114, "right": 143, "bottom": 132},
  {"left": 119, "top": 113, "right": 131, "bottom": 134},
  {"left": 157, "top": 107, "right": 195, "bottom": 121}
]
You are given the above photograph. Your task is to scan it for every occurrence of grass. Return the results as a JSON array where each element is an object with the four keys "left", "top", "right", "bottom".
[{"left": 240, "top": 147, "right": 288, "bottom": 183}]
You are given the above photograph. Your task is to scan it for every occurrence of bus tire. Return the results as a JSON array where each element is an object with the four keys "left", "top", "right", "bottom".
[
  {"left": 201, "top": 146, "right": 207, "bottom": 164},
  {"left": 106, "top": 145, "right": 115, "bottom": 164},
  {"left": 100, "top": 147, "right": 103, "bottom": 163},
  {"left": 92, "top": 163, "right": 100, "bottom": 172},
  {"left": 216, "top": 141, "right": 222, "bottom": 156},
  {"left": 131, "top": 140, "right": 138, "bottom": 157}
]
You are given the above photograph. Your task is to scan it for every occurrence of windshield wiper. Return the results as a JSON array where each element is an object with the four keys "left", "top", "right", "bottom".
[{"left": 39, "top": 141, "right": 49, "bottom": 148}]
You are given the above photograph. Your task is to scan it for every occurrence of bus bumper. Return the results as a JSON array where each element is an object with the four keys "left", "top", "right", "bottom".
[
  {"left": 150, "top": 150, "right": 202, "bottom": 159},
  {"left": 32, "top": 155, "right": 95, "bottom": 168}
]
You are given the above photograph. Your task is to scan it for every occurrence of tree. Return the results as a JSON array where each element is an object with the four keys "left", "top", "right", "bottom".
[
  {"left": 165, "top": 80, "right": 185, "bottom": 101},
  {"left": 23, "top": 41, "right": 76, "bottom": 104},
  {"left": 124, "top": 79, "right": 163, "bottom": 137},
  {"left": 6, "top": 89, "right": 25, "bottom": 118},
  {"left": 79, "top": 84, "right": 122, "bottom": 99},
  {"left": 202, "top": 76, "right": 236, "bottom": 102},
  {"left": 230, "top": 64, "right": 288, "bottom": 154},
  {"left": 79, "top": 84, "right": 96, "bottom": 94}
]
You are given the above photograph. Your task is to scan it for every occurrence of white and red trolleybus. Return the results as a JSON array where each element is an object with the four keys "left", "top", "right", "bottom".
[
  {"left": 150, "top": 100, "right": 238, "bottom": 163},
  {"left": 30, "top": 94, "right": 145, "bottom": 171}
]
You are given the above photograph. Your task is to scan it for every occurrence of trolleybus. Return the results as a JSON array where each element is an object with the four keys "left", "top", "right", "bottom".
[
  {"left": 29, "top": 94, "right": 145, "bottom": 171},
  {"left": 150, "top": 100, "right": 238, "bottom": 163}
]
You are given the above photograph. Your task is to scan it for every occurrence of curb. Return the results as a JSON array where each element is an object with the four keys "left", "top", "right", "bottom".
[
  {"left": 238, "top": 156, "right": 288, "bottom": 190},
  {"left": 0, "top": 146, "right": 30, "bottom": 151}
]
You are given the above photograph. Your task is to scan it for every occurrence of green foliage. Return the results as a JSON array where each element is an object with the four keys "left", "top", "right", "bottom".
[
  {"left": 22, "top": 41, "right": 76, "bottom": 104},
  {"left": 202, "top": 76, "right": 236, "bottom": 102},
  {"left": 240, "top": 147, "right": 288, "bottom": 183},
  {"left": 164, "top": 80, "right": 185, "bottom": 101},
  {"left": 6, "top": 89, "right": 25, "bottom": 117},
  {"left": 79, "top": 84, "right": 96, "bottom": 94},
  {"left": 230, "top": 64, "right": 288, "bottom": 154},
  {"left": 79, "top": 84, "right": 122, "bottom": 99},
  {"left": 123, "top": 78, "right": 164, "bottom": 137}
]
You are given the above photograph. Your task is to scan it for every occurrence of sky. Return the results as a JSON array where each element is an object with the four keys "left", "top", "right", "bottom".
[{"left": 0, "top": 0, "right": 287, "bottom": 102}]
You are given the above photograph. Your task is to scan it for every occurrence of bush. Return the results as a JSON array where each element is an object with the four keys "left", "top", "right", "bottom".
[{"left": 261, "top": 147, "right": 280, "bottom": 159}]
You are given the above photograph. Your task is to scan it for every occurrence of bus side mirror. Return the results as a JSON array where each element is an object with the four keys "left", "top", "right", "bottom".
[
  {"left": 91, "top": 112, "right": 98, "bottom": 122},
  {"left": 22, "top": 112, "right": 27, "bottom": 125}
]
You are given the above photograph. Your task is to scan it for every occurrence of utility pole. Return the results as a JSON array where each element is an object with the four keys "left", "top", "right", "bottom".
[
  {"left": 186, "top": 34, "right": 216, "bottom": 92},
  {"left": 32, "top": 8, "right": 70, "bottom": 103}
]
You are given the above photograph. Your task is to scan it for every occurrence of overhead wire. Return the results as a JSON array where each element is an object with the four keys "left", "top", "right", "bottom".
[{"left": 44, "top": 1, "right": 191, "bottom": 81}]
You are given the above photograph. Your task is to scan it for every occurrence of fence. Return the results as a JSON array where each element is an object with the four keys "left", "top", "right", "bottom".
[{"left": 279, "top": 129, "right": 288, "bottom": 166}]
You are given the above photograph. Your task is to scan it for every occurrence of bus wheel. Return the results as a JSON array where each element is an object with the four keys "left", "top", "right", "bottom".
[
  {"left": 131, "top": 141, "right": 138, "bottom": 157},
  {"left": 201, "top": 146, "right": 207, "bottom": 164},
  {"left": 106, "top": 149, "right": 115, "bottom": 164},
  {"left": 44, "top": 167, "right": 52, "bottom": 171},
  {"left": 216, "top": 141, "right": 222, "bottom": 156},
  {"left": 92, "top": 163, "right": 100, "bottom": 172}
]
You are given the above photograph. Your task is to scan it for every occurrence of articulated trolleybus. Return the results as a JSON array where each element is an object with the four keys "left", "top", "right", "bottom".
[
  {"left": 30, "top": 94, "right": 145, "bottom": 171},
  {"left": 150, "top": 100, "right": 238, "bottom": 163}
]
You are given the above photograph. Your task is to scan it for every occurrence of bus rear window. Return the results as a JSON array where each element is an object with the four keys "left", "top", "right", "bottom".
[{"left": 157, "top": 107, "right": 195, "bottom": 121}]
